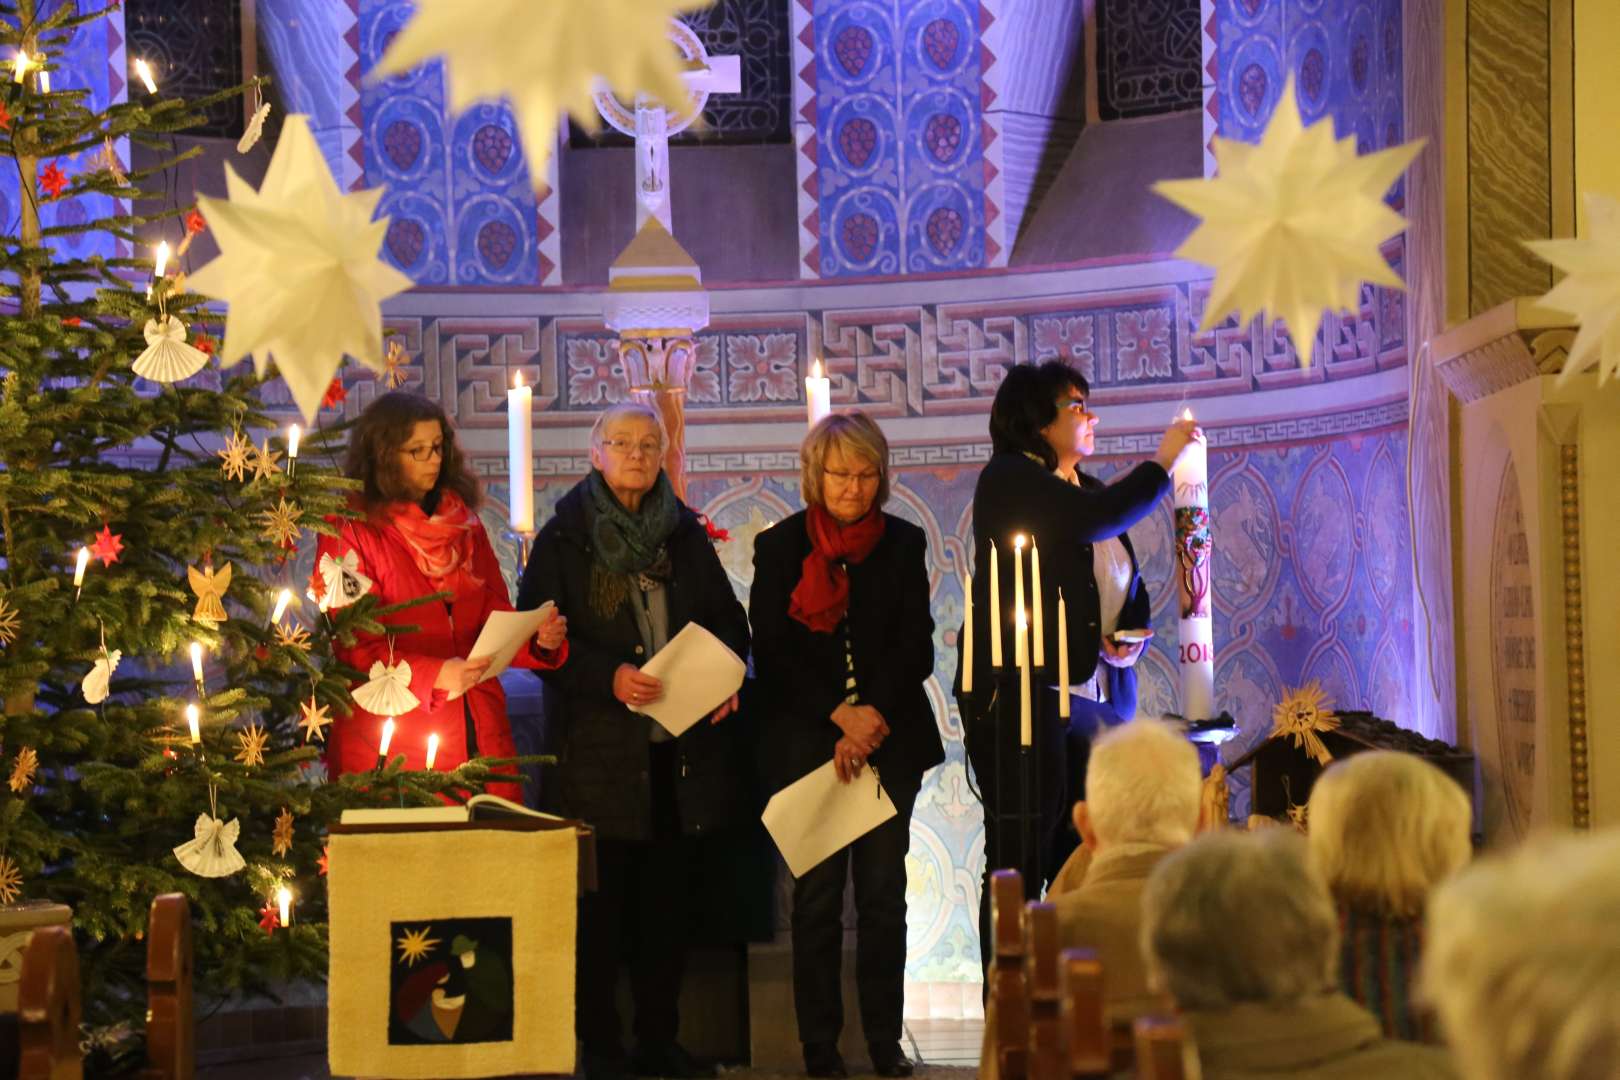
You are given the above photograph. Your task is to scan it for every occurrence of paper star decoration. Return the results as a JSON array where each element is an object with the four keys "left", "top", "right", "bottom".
[
  {"left": 0, "top": 596, "right": 17, "bottom": 646},
  {"left": 38, "top": 161, "right": 66, "bottom": 199},
  {"left": 9, "top": 747, "right": 37, "bottom": 793},
  {"left": 1154, "top": 79, "right": 1424, "bottom": 367},
  {"left": 235, "top": 721, "right": 269, "bottom": 767},
  {"left": 248, "top": 437, "right": 282, "bottom": 482},
  {"left": 90, "top": 525, "right": 124, "bottom": 567},
  {"left": 218, "top": 429, "right": 252, "bottom": 482},
  {"left": 271, "top": 807, "right": 295, "bottom": 857},
  {"left": 258, "top": 901, "right": 281, "bottom": 936},
  {"left": 275, "top": 620, "right": 312, "bottom": 653},
  {"left": 396, "top": 925, "right": 440, "bottom": 966},
  {"left": 298, "top": 695, "right": 331, "bottom": 743},
  {"left": 380, "top": 338, "right": 410, "bottom": 389},
  {"left": 322, "top": 378, "right": 347, "bottom": 410},
  {"left": 1525, "top": 191, "right": 1620, "bottom": 384},
  {"left": 317, "top": 845, "right": 329, "bottom": 877},
  {"left": 187, "top": 114, "right": 415, "bottom": 424},
  {"left": 0, "top": 856, "right": 21, "bottom": 904},
  {"left": 373, "top": 0, "right": 702, "bottom": 184},
  {"left": 259, "top": 497, "right": 303, "bottom": 548}
]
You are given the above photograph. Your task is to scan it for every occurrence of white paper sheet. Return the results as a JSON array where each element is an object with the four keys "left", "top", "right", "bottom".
[
  {"left": 450, "top": 602, "right": 556, "bottom": 698},
  {"left": 628, "top": 621, "right": 747, "bottom": 737},
  {"left": 761, "top": 761, "right": 898, "bottom": 878}
]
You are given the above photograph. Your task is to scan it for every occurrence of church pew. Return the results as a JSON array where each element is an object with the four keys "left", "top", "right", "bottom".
[
  {"left": 141, "top": 893, "right": 194, "bottom": 1080},
  {"left": 1058, "top": 948, "right": 1112, "bottom": 1078},
  {"left": 1024, "top": 903, "right": 1063, "bottom": 1080},
  {"left": 16, "top": 926, "right": 81, "bottom": 1080},
  {"left": 1132, "top": 1015, "right": 1190, "bottom": 1080},
  {"left": 989, "top": 870, "right": 1031, "bottom": 1080}
]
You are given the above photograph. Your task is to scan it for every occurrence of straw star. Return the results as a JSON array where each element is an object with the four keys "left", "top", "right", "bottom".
[
  {"left": 9, "top": 748, "right": 38, "bottom": 793},
  {"left": 297, "top": 695, "right": 331, "bottom": 743},
  {"left": 271, "top": 807, "right": 294, "bottom": 857},
  {"left": 1269, "top": 681, "right": 1340, "bottom": 766},
  {"left": 248, "top": 438, "right": 282, "bottom": 483},
  {"left": 275, "top": 620, "right": 312, "bottom": 653},
  {"left": 0, "top": 856, "right": 21, "bottom": 904},
  {"left": 380, "top": 338, "right": 410, "bottom": 389},
  {"left": 217, "top": 429, "right": 253, "bottom": 482},
  {"left": 1525, "top": 190, "right": 1620, "bottom": 384},
  {"left": 259, "top": 497, "right": 303, "bottom": 548},
  {"left": 234, "top": 722, "right": 269, "bottom": 767},
  {"left": 0, "top": 596, "right": 19, "bottom": 647}
]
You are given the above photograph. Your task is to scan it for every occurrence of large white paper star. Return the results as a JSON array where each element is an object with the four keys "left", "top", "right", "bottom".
[
  {"left": 1526, "top": 191, "right": 1620, "bottom": 384},
  {"left": 188, "top": 114, "right": 415, "bottom": 423},
  {"left": 1154, "top": 80, "right": 1424, "bottom": 366},
  {"left": 372, "top": 0, "right": 703, "bottom": 184}
]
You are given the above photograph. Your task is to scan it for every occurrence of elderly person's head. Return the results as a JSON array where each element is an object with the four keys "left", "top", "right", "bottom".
[
  {"left": 801, "top": 411, "right": 890, "bottom": 525},
  {"left": 1142, "top": 830, "right": 1338, "bottom": 1010},
  {"left": 989, "top": 361, "right": 1096, "bottom": 472},
  {"left": 344, "top": 391, "right": 480, "bottom": 509},
  {"left": 589, "top": 402, "right": 668, "bottom": 513},
  {"left": 1075, "top": 720, "right": 1202, "bottom": 852},
  {"left": 1421, "top": 829, "right": 1620, "bottom": 1080},
  {"left": 1306, "top": 750, "right": 1471, "bottom": 918}
]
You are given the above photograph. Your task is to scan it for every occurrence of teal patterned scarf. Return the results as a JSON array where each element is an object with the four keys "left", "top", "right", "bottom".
[{"left": 586, "top": 469, "right": 680, "bottom": 616}]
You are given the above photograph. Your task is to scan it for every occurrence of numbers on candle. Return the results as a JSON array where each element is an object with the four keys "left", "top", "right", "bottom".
[{"left": 1179, "top": 642, "right": 1211, "bottom": 664}]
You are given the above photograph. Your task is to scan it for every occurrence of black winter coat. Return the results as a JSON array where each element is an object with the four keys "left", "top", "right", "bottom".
[
  {"left": 751, "top": 511, "right": 945, "bottom": 795},
  {"left": 515, "top": 479, "right": 752, "bottom": 842}
]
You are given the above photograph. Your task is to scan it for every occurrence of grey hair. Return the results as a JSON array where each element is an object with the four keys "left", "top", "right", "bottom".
[
  {"left": 1140, "top": 830, "right": 1338, "bottom": 1010},
  {"left": 589, "top": 401, "right": 667, "bottom": 453},
  {"left": 1085, "top": 720, "right": 1202, "bottom": 847},
  {"left": 1421, "top": 829, "right": 1620, "bottom": 1080}
]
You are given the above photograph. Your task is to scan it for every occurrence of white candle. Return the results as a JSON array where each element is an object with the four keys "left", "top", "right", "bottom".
[
  {"left": 379, "top": 717, "right": 395, "bottom": 760},
  {"left": 1030, "top": 536, "right": 1045, "bottom": 668},
  {"left": 1013, "top": 535, "right": 1026, "bottom": 668},
  {"left": 189, "top": 641, "right": 205, "bottom": 685},
  {"left": 1016, "top": 610, "right": 1031, "bottom": 747},
  {"left": 507, "top": 372, "right": 534, "bottom": 534},
  {"left": 988, "top": 541, "right": 1003, "bottom": 668},
  {"left": 73, "top": 546, "right": 90, "bottom": 588},
  {"left": 805, "top": 359, "right": 832, "bottom": 428},
  {"left": 276, "top": 886, "right": 292, "bottom": 928},
  {"left": 11, "top": 52, "right": 30, "bottom": 83},
  {"left": 1172, "top": 408, "right": 1214, "bottom": 721},
  {"left": 1057, "top": 589, "right": 1070, "bottom": 719},
  {"left": 425, "top": 732, "right": 440, "bottom": 770},
  {"left": 133, "top": 58, "right": 157, "bottom": 95},
  {"left": 37, "top": 68, "right": 47, "bottom": 94},
  {"left": 270, "top": 588, "right": 292, "bottom": 625},
  {"left": 287, "top": 423, "right": 300, "bottom": 467},
  {"left": 185, "top": 703, "right": 200, "bottom": 745},
  {"left": 154, "top": 241, "right": 170, "bottom": 279},
  {"left": 961, "top": 573, "right": 974, "bottom": 695}
]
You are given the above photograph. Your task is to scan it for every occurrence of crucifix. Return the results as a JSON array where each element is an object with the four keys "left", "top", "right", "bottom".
[{"left": 593, "top": 19, "right": 742, "bottom": 233}]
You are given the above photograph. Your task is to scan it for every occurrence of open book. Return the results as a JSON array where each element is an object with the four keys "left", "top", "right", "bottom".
[{"left": 339, "top": 793, "right": 564, "bottom": 826}]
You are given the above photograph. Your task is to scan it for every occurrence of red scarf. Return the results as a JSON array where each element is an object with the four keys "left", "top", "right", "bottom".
[
  {"left": 387, "top": 489, "right": 485, "bottom": 594},
  {"left": 789, "top": 504, "right": 886, "bottom": 633}
]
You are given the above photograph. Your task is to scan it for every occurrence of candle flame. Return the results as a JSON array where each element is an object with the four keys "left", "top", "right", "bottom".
[
  {"left": 11, "top": 52, "right": 30, "bottom": 82},
  {"left": 1182, "top": 407, "right": 1193, "bottom": 421},
  {"left": 134, "top": 58, "right": 157, "bottom": 94},
  {"left": 513, "top": 370, "right": 524, "bottom": 389},
  {"left": 811, "top": 359, "right": 823, "bottom": 379},
  {"left": 1016, "top": 610, "right": 1028, "bottom": 630},
  {"left": 1014, "top": 533, "right": 1026, "bottom": 550},
  {"left": 154, "top": 241, "right": 170, "bottom": 278}
]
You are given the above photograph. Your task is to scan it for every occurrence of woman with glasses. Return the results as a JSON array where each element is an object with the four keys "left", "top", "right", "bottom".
[
  {"left": 316, "top": 391, "right": 568, "bottom": 798},
  {"left": 515, "top": 401, "right": 749, "bottom": 1080},
  {"left": 751, "top": 411, "right": 942, "bottom": 1079}
]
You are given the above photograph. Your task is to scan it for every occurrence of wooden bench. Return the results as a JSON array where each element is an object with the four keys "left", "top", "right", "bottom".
[{"left": 141, "top": 893, "right": 194, "bottom": 1080}]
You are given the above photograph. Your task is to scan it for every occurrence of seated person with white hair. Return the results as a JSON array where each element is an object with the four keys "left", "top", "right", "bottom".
[
  {"left": 1421, "top": 828, "right": 1620, "bottom": 1080},
  {"left": 979, "top": 719, "right": 1201, "bottom": 1080},
  {"left": 1141, "top": 831, "right": 1455, "bottom": 1079},
  {"left": 1307, "top": 751, "right": 1471, "bottom": 1041}
]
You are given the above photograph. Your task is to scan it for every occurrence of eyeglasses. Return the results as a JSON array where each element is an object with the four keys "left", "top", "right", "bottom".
[
  {"left": 1060, "top": 398, "right": 1097, "bottom": 421},
  {"left": 602, "top": 437, "right": 663, "bottom": 458},
  {"left": 824, "top": 467, "right": 881, "bottom": 486},
  {"left": 400, "top": 441, "right": 444, "bottom": 462}
]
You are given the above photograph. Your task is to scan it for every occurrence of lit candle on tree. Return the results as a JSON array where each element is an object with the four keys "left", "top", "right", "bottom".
[
  {"left": 73, "top": 546, "right": 90, "bottom": 600},
  {"left": 1172, "top": 408, "right": 1213, "bottom": 720},
  {"left": 286, "top": 423, "right": 300, "bottom": 477},
  {"left": 270, "top": 588, "right": 293, "bottom": 626},
  {"left": 805, "top": 358, "right": 831, "bottom": 428},
  {"left": 507, "top": 371, "right": 534, "bottom": 535},
  {"left": 276, "top": 886, "right": 292, "bottom": 928},
  {"left": 425, "top": 733, "right": 440, "bottom": 770},
  {"left": 378, "top": 717, "right": 395, "bottom": 767},
  {"left": 189, "top": 641, "right": 205, "bottom": 689},
  {"left": 185, "top": 703, "right": 200, "bottom": 745}
]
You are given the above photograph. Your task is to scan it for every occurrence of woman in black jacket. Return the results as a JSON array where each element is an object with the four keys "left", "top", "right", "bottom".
[
  {"left": 516, "top": 402, "right": 750, "bottom": 1080},
  {"left": 752, "top": 411, "right": 942, "bottom": 1080},
  {"left": 954, "top": 361, "right": 1199, "bottom": 970}
]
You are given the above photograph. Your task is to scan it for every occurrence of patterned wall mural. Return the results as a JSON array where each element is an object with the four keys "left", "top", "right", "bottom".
[{"left": 1096, "top": 0, "right": 1204, "bottom": 121}]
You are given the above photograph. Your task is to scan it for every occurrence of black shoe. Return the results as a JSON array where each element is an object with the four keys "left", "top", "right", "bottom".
[
  {"left": 868, "top": 1041, "right": 914, "bottom": 1078},
  {"left": 804, "top": 1040, "right": 848, "bottom": 1078},
  {"left": 630, "top": 1040, "right": 717, "bottom": 1079},
  {"left": 582, "top": 1049, "right": 634, "bottom": 1080}
]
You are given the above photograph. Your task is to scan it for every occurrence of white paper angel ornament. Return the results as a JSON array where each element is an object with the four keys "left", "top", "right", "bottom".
[
  {"left": 173, "top": 813, "right": 246, "bottom": 878},
  {"left": 352, "top": 643, "right": 420, "bottom": 716},
  {"left": 132, "top": 316, "right": 210, "bottom": 384},
  {"left": 238, "top": 89, "right": 271, "bottom": 154},
  {"left": 318, "top": 550, "right": 373, "bottom": 611},
  {"left": 82, "top": 648, "right": 121, "bottom": 705}
]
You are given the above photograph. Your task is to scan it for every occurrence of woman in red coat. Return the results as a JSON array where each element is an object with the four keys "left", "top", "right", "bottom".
[{"left": 315, "top": 392, "right": 566, "bottom": 801}]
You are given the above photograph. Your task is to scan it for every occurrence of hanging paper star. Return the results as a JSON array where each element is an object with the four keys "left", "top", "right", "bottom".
[
  {"left": 1525, "top": 191, "right": 1620, "bottom": 384},
  {"left": 38, "top": 161, "right": 67, "bottom": 199},
  {"left": 90, "top": 524, "right": 124, "bottom": 567},
  {"left": 0, "top": 856, "right": 21, "bottom": 904},
  {"left": 1154, "top": 79, "right": 1424, "bottom": 367},
  {"left": 322, "top": 377, "right": 347, "bottom": 410},
  {"left": 317, "top": 844, "right": 329, "bottom": 877},
  {"left": 396, "top": 925, "right": 440, "bottom": 966},
  {"left": 259, "top": 497, "right": 303, "bottom": 548},
  {"left": 0, "top": 596, "right": 20, "bottom": 646},
  {"left": 258, "top": 901, "right": 281, "bottom": 936},
  {"left": 188, "top": 561, "right": 232, "bottom": 624},
  {"left": 271, "top": 807, "right": 295, "bottom": 857},
  {"left": 234, "top": 722, "right": 269, "bottom": 767},
  {"left": 297, "top": 694, "right": 331, "bottom": 743},
  {"left": 373, "top": 0, "right": 701, "bottom": 184},
  {"left": 248, "top": 438, "right": 282, "bottom": 483},
  {"left": 9, "top": 748, "right": 38, "bottom": 793},
  {"left": 187, "top": 114, "right": 415, "bottom": 424},
  {"left": 275, "top": 620, "right": 312, "bottom": 653},
  {"left": 217, "top": 429, "right": 252, "bottom": 482},
  {"left": 379, "top": 338, "right": 410, "bottom": 389}
]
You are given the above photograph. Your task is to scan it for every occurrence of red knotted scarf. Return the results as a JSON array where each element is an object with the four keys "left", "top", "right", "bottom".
[
  {"left": 788, "top": 504, "right": 886, "bottom": 633},
  {"left": 387, "top": 489, "right": 485, "bottom": 595}
]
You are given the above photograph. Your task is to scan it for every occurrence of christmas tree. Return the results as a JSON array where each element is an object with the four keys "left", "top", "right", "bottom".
[{"left": 0, "top": 0, "right": 511, "bottom": 1057}]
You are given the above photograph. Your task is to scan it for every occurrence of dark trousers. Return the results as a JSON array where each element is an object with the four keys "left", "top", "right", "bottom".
[
  {"left": 576, "top": 741, "right": 691, "bottom": 1058},
  {"left": 790, "top": 771, "right": 921, "bottom": 1048}
]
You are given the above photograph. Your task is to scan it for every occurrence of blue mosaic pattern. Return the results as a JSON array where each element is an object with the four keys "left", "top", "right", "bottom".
[
  {"left": 259, "top": 0, "right": 356, "bottom": 184},
  {"left": 357, "top": 0, "right": 541, "bottom": 285},
  {"left": 814, "top": 0, "right": 988, "bottom": 276}
]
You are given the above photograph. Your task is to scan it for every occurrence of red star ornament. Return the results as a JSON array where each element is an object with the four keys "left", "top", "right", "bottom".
[
  {"left": 90, "top": 525, "right": 124, "bottom": 567},
  {"left": 322, "top": 378, "right": 347, "bottom": 409},
  {"left": 38, "top": 162, "right": 67, "bottom": 200},
  {"left": 185, "top": 209, "right": 207, "bottom": 235},
  {"left": 0, "top": 102, "right": 12, "bottom": 131},
  {"left": 194, "top": 332, "right": 216, "bottom": 356},
  {"left": 258, "top": 901, "right": 281, "bottom": 936},
  {"left": 317, "top": 845, "right": 329, "bottom": 876}
]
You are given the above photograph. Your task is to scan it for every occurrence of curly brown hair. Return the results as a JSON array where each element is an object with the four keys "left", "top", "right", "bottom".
[{"left": 343, "top": 392, "right": 482, "bottom": 512}]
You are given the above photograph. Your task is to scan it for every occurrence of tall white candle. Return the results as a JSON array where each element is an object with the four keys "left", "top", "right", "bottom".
[
  {"left": 425, "top": 732, "right": 440, "bottom": 770},
  {"left": 189, "top": 641, "right": 205, "bottom": 685},
  {"left": 805, "top": 359, "right": 832, "bottom": 428},
  {"left": 1172, "top": 408, "right": 1214, "bottom": 721},
  {"left": 507, "top": 372, "right": 534, "bottom": 534},
  {"left": 185, "top": 703, "right": 200, "bottom": 745},
  {"left": 1013, "top": 535, "right": 1026, "bottom": 668},
  {"left": 961, "top": 573, "right": 974, "bottom": 694},
  {"left": 1030, "top": 536, "right": 1045, "bottom": 668},
  {"left": 1057, "top": 589, "right": 1070, "bottom": 720},
  {"left": 73, "top": 546, "right": 90, "bottom": 588},
  {"left": 988, "top": 541, "right": 1003, "bottom": 668},
  {"left": 276, "top": 886, "right": 292, "bottom": 928},
  {"left": 379, "top": 717, "right": 395, "bottom": 758},
  {"left": 270, "top": 588, "right": 293, "bottom": 626},
  {"left": 1017, "top": 610, "right": 1031, "bottom": 746}
]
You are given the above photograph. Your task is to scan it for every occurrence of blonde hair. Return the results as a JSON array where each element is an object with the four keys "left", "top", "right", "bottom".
[
  {"left": 799, "top": 411, "right": 890, "bottom": 509},
  {"left": 1306, "top": 750, "right": 1471, "bottom": 918},
  {"left": 589, "top": 401, "right": 667, "bottom": 453},
  {"left": 1422, "top": 828, "right": 1620, "bottom": 1080},
  {"left": 1086, "top": 720, "right": 1202, "bottom": 847}
]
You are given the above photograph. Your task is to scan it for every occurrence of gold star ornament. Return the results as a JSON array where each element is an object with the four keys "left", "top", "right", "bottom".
[
  {"left": 0, "top": 856, "right": 21, "bottom": 904},
  {"left": 0, "top": 595, "right": 18, "bottom": 647},
  {"left": 1154, "top": 78, "right": 1424, "bottom": 366},
  {"left": 1269, "top": 680, "right": 1340, "bottom": 766},
  {"left": 271, "top": 807, "right": 295, "bottom": 857},
  {"left": 218, "top": 429, "right": 253, "bottom": 482},
  {"left": 298, "top": 695, "right": 331, "bottom": 744},
  {"left": 259, "top": 497, "right": 304, "bottom": 548},
  {"left": 275, "top": 620, "right": 312, "bottom": 653},
  {"left": 1526, "top": 190, "right": 1620, "bottom": 384},
  {"left": 248, "top": 438, "right": 282, "bottom": 483},
  {"left": 234, "top": 722, "right": 269, "bottom": 768},
  {"left": 380, "top": 338, "right": 410, "bottom": 389},
  {"left": 9, "top": 748, "right": 38, "bottom": 793}
]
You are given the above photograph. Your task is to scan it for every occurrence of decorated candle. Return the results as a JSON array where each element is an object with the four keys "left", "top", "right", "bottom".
[
  {"left": 1172, "top": 408, "right": 1214, "bottom": 720},
  {"left": 961, "top": 573, "right": 974, "bottom": 694},
  {"left": 1030, "top": 536, "right": 1045, "bottom": 668},
  {"left": 1057, "top": 589, "right": 1070, "bottom": 719},
  {"left": 805, "top": 359, "right": 832, "bottom": 428},
  {"left": 507, "top": 372, "right": 534, "bottom": 534},
  {"left": 988, "top": 541, "right": 1003, "bottom": 668}
]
